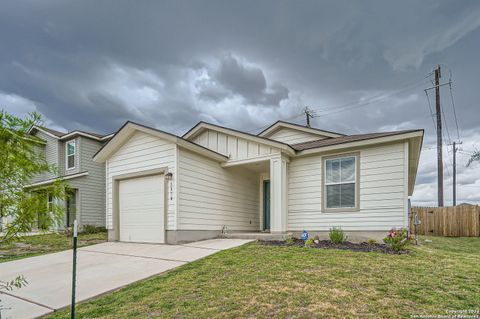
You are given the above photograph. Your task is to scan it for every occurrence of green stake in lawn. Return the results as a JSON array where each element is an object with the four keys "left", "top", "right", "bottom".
[{"left": 71, "top": 220, "right": 78, "bottom": 319}]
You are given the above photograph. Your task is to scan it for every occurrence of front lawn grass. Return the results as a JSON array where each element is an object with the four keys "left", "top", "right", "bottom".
[
  {"left": 48, "top": 236, "right": 480, "bottom": 318},
  {"left": 0, "top": 231, "right": 107, "bottom": 263}
]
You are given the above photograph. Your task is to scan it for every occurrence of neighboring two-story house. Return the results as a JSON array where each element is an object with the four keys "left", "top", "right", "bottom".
[{"left": 26, "top": 126, "right": 112, "bottom": 229}]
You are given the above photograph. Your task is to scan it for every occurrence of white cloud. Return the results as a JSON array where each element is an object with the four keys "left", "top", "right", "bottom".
[
  {"left": 411, "top": 132, "right": 480, "bottom": 206},
  {"left": 0, "top": 91, "right": 38, "bottom": 116}
]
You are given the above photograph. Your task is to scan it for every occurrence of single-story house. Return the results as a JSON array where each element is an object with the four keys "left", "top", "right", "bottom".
[{"left": 93, "top": 120, "right": 423, "bottom": 244}]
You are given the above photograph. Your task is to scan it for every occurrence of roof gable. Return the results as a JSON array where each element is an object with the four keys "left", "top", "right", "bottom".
[
  {"left": 266, "top": 126, "right": 328, "bottom": 144},
  {"left": 258, "top": 121, "right": 344, "bottom": 139},
  {"left": 27, "top": 125, "right": 113, "bottom": 141},
  {"left": 183, "top": 121, "right": 296, "bottom": 155},
  {"left": 93, "top": 121, "right": 228, "bottom": 163}
]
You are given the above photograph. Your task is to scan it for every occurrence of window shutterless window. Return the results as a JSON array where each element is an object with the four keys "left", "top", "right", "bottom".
[
  {"left": 66, "top": 140, "right": 76, "bottom": 169},
  {"left": 324, "top": 155, "right": 358, "bottom": 210}
]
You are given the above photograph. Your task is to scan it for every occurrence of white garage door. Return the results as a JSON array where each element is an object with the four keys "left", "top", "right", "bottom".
[{"left": 119, "top": 174, "right": 165, "bottom": 243}]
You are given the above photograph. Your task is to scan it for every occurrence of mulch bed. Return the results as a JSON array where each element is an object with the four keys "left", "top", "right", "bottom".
[{"left": 258, "top": 238, "right": 408, "bottom": 254}]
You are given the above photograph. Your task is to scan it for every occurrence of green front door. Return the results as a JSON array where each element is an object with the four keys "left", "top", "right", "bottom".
[{"left": 263, "top": 180, "right": 270, "bottom": 231}]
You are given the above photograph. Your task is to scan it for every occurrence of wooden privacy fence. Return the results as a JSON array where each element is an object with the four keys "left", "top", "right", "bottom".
[{"left": 410, "top": 205, "right": 480, "bottom": 237}]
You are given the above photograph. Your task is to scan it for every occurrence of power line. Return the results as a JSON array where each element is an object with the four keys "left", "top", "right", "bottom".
[
  {"left": 441, "top": 105, "right": 453, "bottom": 145},
  {"left": 307, "top": 75, "right": 431, "bottom": 116},
  {"left": 448, "top": 81, "right": 461, "bottom": 141},
  {"left": 245, "top": 112, "right": 304, "bottom": 133},
  {"left": 424, "top": 91, "right": 437, "bottom": 131},
  {"left": 444, "top": 143, "right": 452, "bottom": 179},
  {"left": 437, "top": 64, "right": 461, "bottom": 141}
]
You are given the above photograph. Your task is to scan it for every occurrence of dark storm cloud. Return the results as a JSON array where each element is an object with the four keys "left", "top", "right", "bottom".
[
  {"left": 1, "top": 0, "right": 480, "bottom": 204},
  {"left": 196, "top": 54, "right": 289, "bottom": 106}
]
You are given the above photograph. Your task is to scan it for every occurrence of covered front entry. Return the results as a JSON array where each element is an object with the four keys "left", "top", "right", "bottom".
[
  {"left": 226, "top": 154, "right": 288, "bottom": 234},
  {"left": 118, "top": 174, "right": 165, "bottom": 243}
]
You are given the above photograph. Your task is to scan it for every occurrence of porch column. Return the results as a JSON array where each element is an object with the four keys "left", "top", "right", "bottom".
[{"left": 270, "top": 154, "right": 288, "bottom": 233}]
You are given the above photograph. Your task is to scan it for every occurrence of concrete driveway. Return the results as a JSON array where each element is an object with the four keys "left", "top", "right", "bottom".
[{"left": 0, "top": 238, "right": 252, "bottom": 319}]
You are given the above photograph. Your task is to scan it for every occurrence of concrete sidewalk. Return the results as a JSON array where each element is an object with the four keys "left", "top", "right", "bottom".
[{"left": 0, "top": 239, "right": 252, "bottom": 319}]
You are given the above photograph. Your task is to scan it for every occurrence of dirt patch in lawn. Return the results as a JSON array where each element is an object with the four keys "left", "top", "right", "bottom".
[{"left": 258, "top": 238, "right": 408, "bottom": 254}]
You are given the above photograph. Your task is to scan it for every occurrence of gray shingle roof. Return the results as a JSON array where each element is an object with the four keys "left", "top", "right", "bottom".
[
  {"left": 40, "top": 126, "right": 66, "bottom": 137},
  {"left": 291, "top": 129, "right": 423, "bottom": 151},
  {"left": 37, "top": 126, "right": 110, "bottom": 139}
]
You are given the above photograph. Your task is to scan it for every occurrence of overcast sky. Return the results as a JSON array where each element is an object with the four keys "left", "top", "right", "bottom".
[{"left": 1, "top": 0, "right": 480, "bottom": 206}]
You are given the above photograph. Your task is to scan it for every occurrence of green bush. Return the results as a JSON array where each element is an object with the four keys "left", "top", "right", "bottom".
[
  {"left": 329, "top": 227, "right": 347, "bottom": 244},
  {"left": 367, "top": 238, "right": 377, "bottom": 245},
  {"left": 304, "top": 238, "right": 314, "bottom": 247},
  {"left": 285, "top": 235, "right": 295, "bottom": 245},
  {"left": 81, "top": 225, "right": 106, "bottom": 234},
  {"left": 383, "top": 228, "right": 410, "bottom": 252}
]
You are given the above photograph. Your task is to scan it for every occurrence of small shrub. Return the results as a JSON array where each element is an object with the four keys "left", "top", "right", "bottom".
[
  {"left": 81, "top": 225, "right": 106, "bottom": 234},
  {"left": 329, "top": 227, "right": 347, "bottom": 244},
  {"left": 367, "top": 238, "right": 377, "bottom": 245},
  {"left": 285, "top": 235, "right": 295, "bottom": 245},
  {"left": 305, "top": 238, "right": 314, "bottom": 247},
  {"left": 383, "top": 228, "right": 410, "bottom": 251}
]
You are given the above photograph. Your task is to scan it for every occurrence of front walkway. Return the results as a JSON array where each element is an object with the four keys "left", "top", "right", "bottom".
[{"left": 0, "top": 239, "right": 252, "bottom": 319}]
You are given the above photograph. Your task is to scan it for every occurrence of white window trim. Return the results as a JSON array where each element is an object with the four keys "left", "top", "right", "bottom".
[
  {"left": 322, "top": 153, "right": 360, "bottom": 212},
  {"left": 66, "top": 139, "right": 76, "bottom": 170}
]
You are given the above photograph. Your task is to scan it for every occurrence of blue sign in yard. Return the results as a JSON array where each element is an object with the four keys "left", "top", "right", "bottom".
[{"left": 301, "top": 230, "right": 309, "bottom": 241}]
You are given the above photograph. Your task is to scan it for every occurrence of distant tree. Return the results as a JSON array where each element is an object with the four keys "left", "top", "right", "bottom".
[
  {"left": 0, "top": 110, "right": 67, "bottom": 244},
  {"left": 467, "top": 151, "right": 480, "bottom": 167}
]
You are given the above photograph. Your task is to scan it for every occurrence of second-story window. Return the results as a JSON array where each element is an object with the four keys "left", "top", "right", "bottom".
[{"left": 66, "top": 140, "right": 76, "bottom": 169}]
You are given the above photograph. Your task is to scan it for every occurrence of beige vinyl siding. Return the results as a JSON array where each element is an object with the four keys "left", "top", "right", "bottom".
[
  {"left": 178, "top": 148, "right": 259, "bottom": 231},
  {"left": 288, "top": 142, "right": 407, "bottom": 231},
  {"left": 106, "top": 131, "right": 176, "bottom": 230},
  {"left": 30, "top": 131, "right": 59, "bottom": 183},
  {"left": 267, "top": 127, "right": 326, "bottom": 144},
  {"left": 192, "top": 129, "right": 279, "bottom": 161}
]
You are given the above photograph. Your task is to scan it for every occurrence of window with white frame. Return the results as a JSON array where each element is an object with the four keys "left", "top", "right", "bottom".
[
  {"left": 66, "top": 140, "right": 76, "bottom": 169},
  {"left": 324, "top": 155, "right": 357, "bottom": 209}
]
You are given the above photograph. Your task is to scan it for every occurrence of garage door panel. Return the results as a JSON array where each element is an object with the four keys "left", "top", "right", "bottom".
[
  {"left": 119, "top": 174, "right": 165, "bottom": 243},
  {"left": 120, "top": 228, "right": 163, "bottom": 243},
  {"left": 119, "top": 190, "right": 162, "bottom": 198},
  {"left": 120, "top": 214, "right": 162, "bottom": 224}
]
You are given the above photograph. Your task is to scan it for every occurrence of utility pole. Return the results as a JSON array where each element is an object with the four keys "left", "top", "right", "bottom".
[
  {"left": 304, "top": 106, "right": 316, "bottom": 127},
  {"left": 434, "top": 65, "right": 444, "bottom": 207}
]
